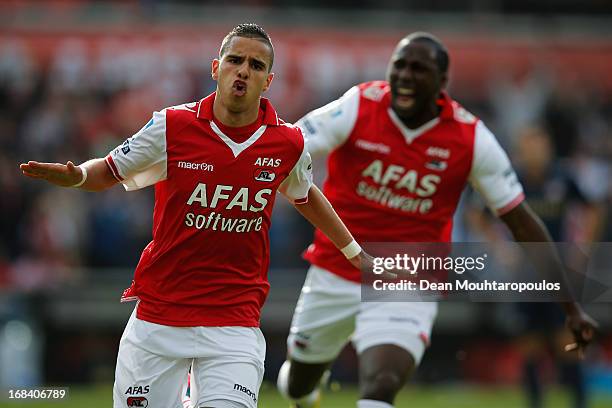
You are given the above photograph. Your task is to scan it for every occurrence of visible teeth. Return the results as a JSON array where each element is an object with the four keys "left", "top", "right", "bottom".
[{"left": 397, "top": 88, "right": 414, "bottom": 96}]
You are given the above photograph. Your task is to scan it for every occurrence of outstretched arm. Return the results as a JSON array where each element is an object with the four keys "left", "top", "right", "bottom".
[
  {"left": 500, "top": 201, "right": 598, "bottom": 358},
  {"left": 293, "top": 185, "right": 365, "bottom": 269},
  {"left": 20, "top": 158, "right": 118, "bottom": 192}
]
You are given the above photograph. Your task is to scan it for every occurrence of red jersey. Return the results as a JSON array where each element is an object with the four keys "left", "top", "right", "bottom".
[
  {"left": 299, "top": 81, "right": 524, "bottom": 282},
  {"left": 106, "top": 93, "right": 313, "bottom": 326}
]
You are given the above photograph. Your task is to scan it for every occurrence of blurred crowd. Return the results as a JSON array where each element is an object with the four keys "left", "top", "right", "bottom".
[
  {"left": 1, "top": 28, "right": 612, "bottom": 293},
  {"left": 1, "top": 4, "right": 612, "bottom": 398}
]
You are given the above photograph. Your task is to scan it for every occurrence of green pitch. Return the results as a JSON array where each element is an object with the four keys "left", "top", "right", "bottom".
[{"left": 8, "top": 383, "right": 612, "bottom": 407}]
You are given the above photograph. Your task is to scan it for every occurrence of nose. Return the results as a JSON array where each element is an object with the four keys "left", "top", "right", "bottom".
[
  {"left": 237, "top": 61, "right": 249, "bottom": 79},
  {"left": 396, "top": 66, "right": 413, "bottom": 82}
]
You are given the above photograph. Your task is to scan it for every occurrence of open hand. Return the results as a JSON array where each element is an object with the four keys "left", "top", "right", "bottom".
[{"left": 20, "top": 161, "right": 83, "bottom": 187}]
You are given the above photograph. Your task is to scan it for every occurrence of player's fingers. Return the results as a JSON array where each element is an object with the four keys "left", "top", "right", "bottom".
[
  {"left": 582, "top": 327, "right": 594, "bottom": 341},
  {"left": 31, "top": 162, "right": 68, "bottom": 175},
  {"left": 21, "top": 171, "right": 46, "bottom": 179},
  {"left": 19, "top": 162, "right": 41, "bottom": 172},
  {"left": 26, "top": 160, "right": 46, "bottom": 168},
  {"left": 564, "top": 342, "right": 578, "bottom": 352}
]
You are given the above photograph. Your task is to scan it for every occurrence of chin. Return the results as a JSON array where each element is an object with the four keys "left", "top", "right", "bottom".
[{"left": 393, "top": 104, "right": 417, "bottom": 120}]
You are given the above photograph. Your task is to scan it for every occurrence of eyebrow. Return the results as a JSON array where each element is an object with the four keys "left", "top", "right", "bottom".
[{"left": 225, "top": 53, "right": 268, "bottom": 69}]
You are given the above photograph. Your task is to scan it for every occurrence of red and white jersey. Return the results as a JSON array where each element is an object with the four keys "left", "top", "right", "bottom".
[
  {"left": 106, "top": 92, "right": 313, "bottom": 327},
  {"left": 300, "top": 81, "right": 524, "bottom": 282}
]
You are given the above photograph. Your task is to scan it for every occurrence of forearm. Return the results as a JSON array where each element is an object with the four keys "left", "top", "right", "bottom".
[
  {"left": 500, "top": 202, "right": 553, "bottom": 242},
  {"left": 501, "top": 202, "right": 580, "bottom": 313},
  {"left": 293, "top": 185, "right": 354, "bottom": 250},
  {"left": 21, "top": 157, "right": 119, "bottom": 191}
]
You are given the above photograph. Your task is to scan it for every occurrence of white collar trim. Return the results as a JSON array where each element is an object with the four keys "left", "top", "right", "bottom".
[
  {"left": 387, "top": 108, "right": 440, "bottom": 144},
  {"left": 209, "top": 121, "right": 267, "bottom": 158}
]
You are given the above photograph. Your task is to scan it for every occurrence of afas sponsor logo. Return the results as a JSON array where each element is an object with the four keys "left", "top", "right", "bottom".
[
  {"left": 125, "top": 386, "right": 150, "bottom": 395},
  {"left": 426, "top": 146, "right": 450, "bottom": 159},
  {"left": 254, "top": 157, "right": 281, "bottom": 167},
  {"left": 361, "top": 160, "right": 440, "bottom": 197},
  {"left": 185, "top": 184, "right": 273, "bottom": 233},
  {"left": 356, "top": 159, "right": 441, "bottom": 214},
  {"left": 186, "top": 184, "right": 272, "bottom": 213}
]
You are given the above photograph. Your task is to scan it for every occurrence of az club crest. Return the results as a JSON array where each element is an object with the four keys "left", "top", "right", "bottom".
[
  {"left": 254, "top": 168, "right": 276, "bottom": 182},
  {"left": 127, "top": 397, "right": 148, "bottom": 407}
]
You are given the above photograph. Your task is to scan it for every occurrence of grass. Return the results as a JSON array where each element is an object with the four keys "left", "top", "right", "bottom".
[{"left": 5, "top": 382, "right": 612, "bottom": 407}]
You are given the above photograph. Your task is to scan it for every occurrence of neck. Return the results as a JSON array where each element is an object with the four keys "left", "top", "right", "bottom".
[
  {"left": 398, "top": 103, "right": 439, "bottom": 129},
  {"left": 213, "top": 95, "right": 260, "bottom": 127}
]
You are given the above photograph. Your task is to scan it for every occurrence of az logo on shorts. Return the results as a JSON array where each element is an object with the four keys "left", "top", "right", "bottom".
[{"left": 127, "top": 396, "right": 148, "bottom": 407}]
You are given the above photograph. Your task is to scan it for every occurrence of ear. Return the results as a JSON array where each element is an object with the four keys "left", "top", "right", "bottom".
[
  {"left": 211, "top": 59, "right": 220, "bottom": 81},
  {"left": 262, "top": 72, "right": 274, "bottom": 93},
  {"left": 440, "top": 71, "right": 449, "bottom": 89}
]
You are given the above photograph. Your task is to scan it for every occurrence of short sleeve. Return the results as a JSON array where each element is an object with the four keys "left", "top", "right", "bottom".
[
  {"left": 296, "top": 86, "right": 360, "bottom": 158},
  {"left": 469, "top": 121, "right": 525, "bottom": 215},
  {"left": 105, "top": 110, "right": 168, "bottom": 191},
  {"left": 278, "top": 140, "right": 314, "bottom": 204}
]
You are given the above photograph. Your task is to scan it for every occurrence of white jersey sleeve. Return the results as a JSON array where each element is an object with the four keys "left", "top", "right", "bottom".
[
  {"left": 469, "top": 121, "right": 525, "bottom": 215},
  {"left": 106, "top": 110, "right": 168, "bottom": 191},
  {"left": 278, "top": 137, "right": 314, "bottom": 204},
  {"left": 296, "top": 86, "right": 360, "bottom": 158}
]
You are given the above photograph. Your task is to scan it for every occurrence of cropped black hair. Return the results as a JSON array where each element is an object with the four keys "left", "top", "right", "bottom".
[
  {"left": 220, "top": 23, "right": 274, "bottom": 71},
  {"left": 403, "top": 32, "right": 449, "bottom": 74}
]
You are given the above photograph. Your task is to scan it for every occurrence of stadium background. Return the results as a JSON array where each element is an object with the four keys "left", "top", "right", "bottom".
[{"left": 1, "top": 0, "right": 612, "bottom": 406}]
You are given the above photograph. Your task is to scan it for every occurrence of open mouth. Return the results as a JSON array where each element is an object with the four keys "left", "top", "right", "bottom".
[
  {"left": 394, "top": 87, "right": 416, "bottom": 108},
  {"left": 232, "top": 80, "right": 247, "bottom": 97}
]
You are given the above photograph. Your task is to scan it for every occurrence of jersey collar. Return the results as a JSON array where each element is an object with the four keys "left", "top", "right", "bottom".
[
  {"left": 437, "top": 91, "right": 455, "bottom": 121},
  {"left": 386, "top": 91, "right": 455, "bottom": 144},
  {"left": 196, "top": 92, "right": 280, "bottom": 126}
]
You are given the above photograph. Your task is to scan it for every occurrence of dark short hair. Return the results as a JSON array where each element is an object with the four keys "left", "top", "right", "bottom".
[
  {"left": 219, "top": 23, "right": 274, "bottom": 71},
  {"left": 403, "top": 32, "right": 449, "bottom": 74}
]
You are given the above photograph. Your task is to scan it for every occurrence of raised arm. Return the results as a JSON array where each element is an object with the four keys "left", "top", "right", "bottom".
[
  {"left": 21, "top": 109, "right": 168, "bottom": 193},
  {"left": 20, "top": 158, "right": 118, "bottom": 192}
]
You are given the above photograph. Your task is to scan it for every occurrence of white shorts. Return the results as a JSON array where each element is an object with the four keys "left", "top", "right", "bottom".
[
  {"left": 113, "top": 306, "right": 265, "bottom": 408},
  {"left": 287, "top": 266, "right": 437, "bottom": 365}
]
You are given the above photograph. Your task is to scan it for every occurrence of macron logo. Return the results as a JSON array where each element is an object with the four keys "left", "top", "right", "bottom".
[
  {"left": 178, "top": 161, "right": 214, "bottom": 172},
  {"left": 355, "top": 139, "right": 391, "bottom": 154},
  {"left": 233, "top": 384, "right": 257, "bottom": 403}
]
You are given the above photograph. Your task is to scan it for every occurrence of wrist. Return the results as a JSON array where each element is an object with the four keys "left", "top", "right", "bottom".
[
  {"left": 71, "top": 165, "right": 88, "bottom": 188},
  {"left": 340, "top": 240, "right": 361, "bottom": 259}
]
